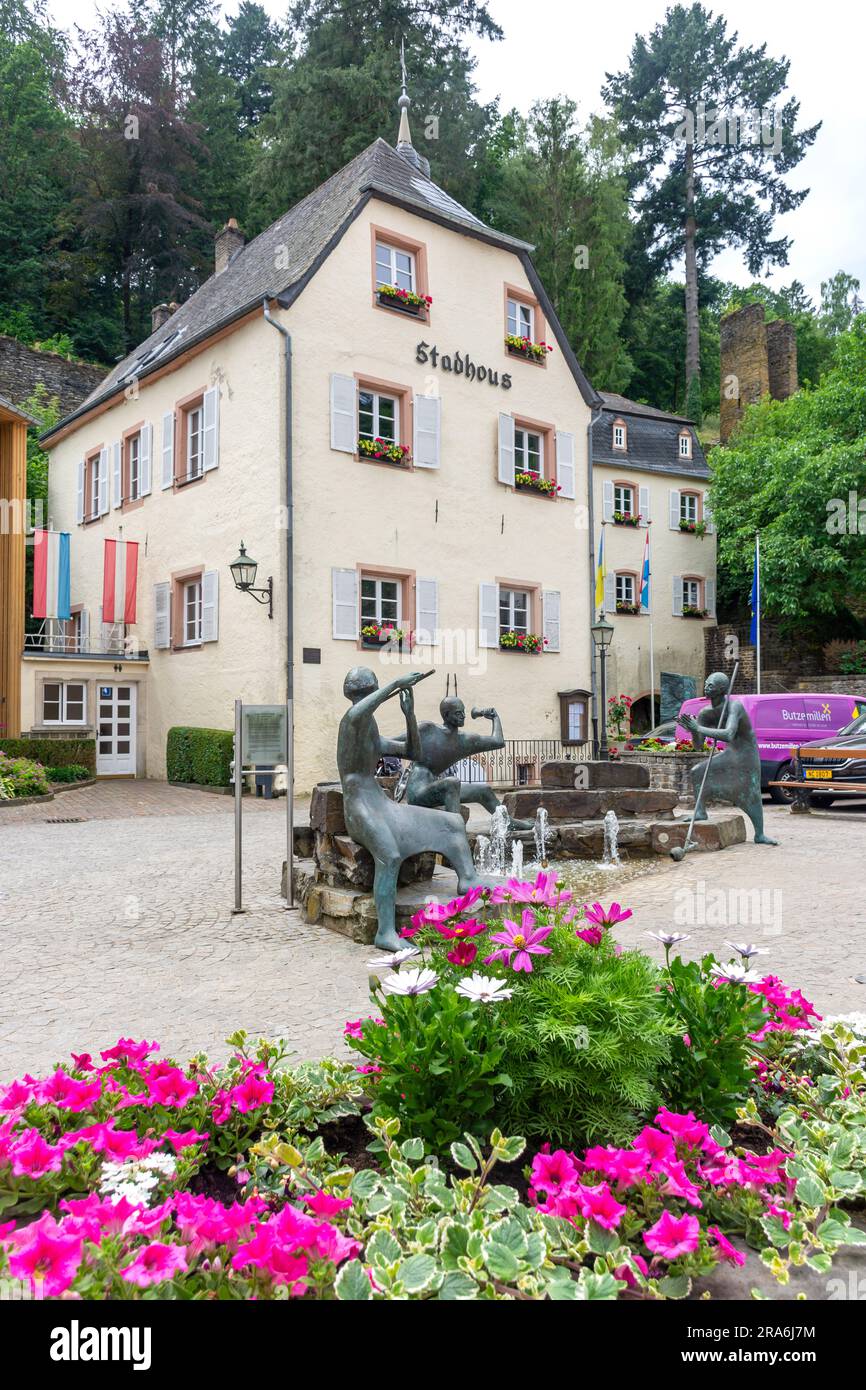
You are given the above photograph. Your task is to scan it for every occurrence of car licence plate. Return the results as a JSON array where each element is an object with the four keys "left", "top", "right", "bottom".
[{"left": 804, "top": 769, "right": 832, "bottom": 780}]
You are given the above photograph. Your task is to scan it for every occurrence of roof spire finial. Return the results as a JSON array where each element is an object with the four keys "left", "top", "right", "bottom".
[{"left": 395, "top": 39, "right": 431, "bottom": 175}]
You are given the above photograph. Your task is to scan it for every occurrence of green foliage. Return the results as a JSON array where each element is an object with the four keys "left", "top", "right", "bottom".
[
  {"left": 658, "top": 953, "right": 767, "bottom": 1126},
  {"left": 346, "top": 986, "right": 511, "bottom": 1149},
  {"left": 166, "top": 725, "right": 233, "bottom": 785},
  {"left": 709, "top": 318, "right": 866, "bottom": 634},
  {"left": 497, "top": 926, "right": 672, "bottom": 1146},
  {"left": 45, "top": 763, "right": 91, "bottom": 783},
  {"left": 0, "top": 751, "right": 50, "bottom": 799},
  {"left": 0, "top": 736, "right": 95, "bottom": 771}
]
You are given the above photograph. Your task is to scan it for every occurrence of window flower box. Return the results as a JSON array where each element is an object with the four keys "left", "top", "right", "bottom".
[
  {"left": 499, "top": 630, "right": 547, "bottom": 653},
  {"left": 615, "top": 600, "right": 641, "bottom": 615},
  {"left": 504, "top": 335, "right": 553, "bottom": 362},
  {"left": 357, "top": 438, "right": 412, "bottom": 466},
  {"left": 515, "top": 471, "right": 560, "bottom": 497},
  {"left": 682, "top": 604, "right": 709, "bottom": 619},
  {"left": 376, "top": 285, "right": 432, "bottom": 316},
  {"left": 360, "top": 623, "right": 411, "bottom": 649},
  {"left": 679, "top": 519, "right": 707, "bottom": 537},
  {"left": 612, "top": 511, "right": 641, "bottom": 527}
]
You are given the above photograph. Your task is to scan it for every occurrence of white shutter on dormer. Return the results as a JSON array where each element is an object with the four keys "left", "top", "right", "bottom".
[
  {"left": 202, "top": 569, "right": 219, "bottom": 640},
  {"left": 140, "top": 422, "right": 153, "bottom": 495},
  {"left": 330, "top": 374, "right": 356, "bottom": 453},
  {"left": 332, "top": 567, "right": 358, "bottom": 639},
  {"left": 415, "top": 578, "right": 439, "bottom": 645},
  {"left": 602, "top": 479, "right": 615, "bottom": 522},
  {"left": 98, "top": 447, "right": 110, "bottom": 515},
  {"left": 603, "top": 573, "right": 616, "bottom": 614},
  {"left": 154, "top": 581, "right": 171, "bottom": 648},
  {"left": 669, "top": 489, "right": 681, "bottom": 529},
  {"left": 497, "top": 413, "right": 515, "bottom": 485},
  {"left": 413, "top": 395, "right": 440, "bottom": 469},
  {"left": 113, "top": 442, "right": 122, "bottom": 508},
  {"left": 639, "top": 485, "right": 650, "bottom": 524},
  {"left": 542, "top": 590, "right": 561, "bottom": 652},
  {"left": 75, "top": 459, "right": 85, "bottom": 524},
  {"left": 479, "top": 582, "right": 499, "bottom": 648},
  {"left": 203, "top": 387, "right": 219, "bottom": 472},
  {"left": 161, "top": 412, "right": 175, "bottom": 489},
  {"left": 672, "top": 575, "right": 684, "bottom": 616},
  {"left": 555, "top": 431, "right": 575, "bottom": 499}
]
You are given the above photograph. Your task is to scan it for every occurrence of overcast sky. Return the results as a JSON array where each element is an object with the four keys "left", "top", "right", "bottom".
[{"left": 44, "top": 0, "right": 865, "bottom": 305}]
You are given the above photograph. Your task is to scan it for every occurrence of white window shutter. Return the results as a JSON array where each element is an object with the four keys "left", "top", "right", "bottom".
[
  {"left": 602, "top": 479, "right": 614, "bottom": 522},
  {"left": 705, "top": 578, "right": 716, "bottom": 617},
  {"left": 555, "top": 431, "right": 575, "bottom": 499},
  {"left": 161, "top": 412, "right": 175, "bottom": 489},
  {"left": 479, "top": 582, "right": 499, "bottom": 648},
  {"left": 672, "top": 575, "right": 684, "bottom": 616},
  {"left": 140, "top": 422, "right": 153, "bottom": 496},
  {"left": 669, "top": 489, "right": 681, "bottom": 529},
  {"left": 497, "top": 413, "right": 515, "bottom": 484},
  {"left": 332, "top": 567, "right": 359, "bottom": 639},
  {"left": 603, "top": 573, "right": 616, "bottom": 614},
  {"left": 413, "top": 394, "right": 440, "bottom": 469},
  {"left": 542, "top": 590, "right": 561, "bottom": 652},
  {"left": 330, "top": 373, "right": 356, "bottom": 453},
  {"left": 98, "top": 447, "right": 110, "bottom": 515},
  {"left": 202, "top": 569, "right": 219, "bottom": 640},
  {"left": 203, "top": 387, "right": 220, "bottom": 472},
  {"left": 154, "top": 582, "right": 171, "bottom": 648},
  {"left": 415, "top": 578, "right": 439, "bottom": 645},
  {"left": 639, "top": 485, "right": 650, "bottom": 524},
  {"left": 113, "top": 441, "right": 122, "bottom": 508},
  {"left": 703, "top": 495, "right": 714, "bottom": 532},
  {"left": 75, "top": 459, "right": 85, "bottom": 524}
]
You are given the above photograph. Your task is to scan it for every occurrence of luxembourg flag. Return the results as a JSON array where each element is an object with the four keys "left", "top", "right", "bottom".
[
  {"left": 102, "top": 538, "right": 139, "bottom": 624},
  {"left": 33, "top": 530, "right": 71, "bottom": 620}
]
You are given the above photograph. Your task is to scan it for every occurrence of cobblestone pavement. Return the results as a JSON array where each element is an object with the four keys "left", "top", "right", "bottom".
[{"left": 1, "top": 784, "right": 864, "bottom": 1078}]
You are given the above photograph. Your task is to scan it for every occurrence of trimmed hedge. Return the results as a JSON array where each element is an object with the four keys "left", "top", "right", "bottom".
[
  {"left": 49, "top": 764, "right": 92, "bottom": 783},
  {"left": 167, "top": 726, "right": 233, "bottom": 787},
  {"left": 0, "top": 738, "right": 95, "bottom": 773}
]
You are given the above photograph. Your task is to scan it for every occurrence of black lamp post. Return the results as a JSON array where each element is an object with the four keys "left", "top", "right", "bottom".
[
  {"left": 230, "top": 541, "right": 273, "bottom": 619},
  {"left": 590, "top": 612, "right": 614, "bottom": 761}
]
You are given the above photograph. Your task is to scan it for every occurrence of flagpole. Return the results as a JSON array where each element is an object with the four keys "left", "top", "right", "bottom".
[
  {"left": 648, "top": 527, "right": 656, "bottom": 727},
  {"left": 756, "top": 532, "right": 762, "bottom": 695}
]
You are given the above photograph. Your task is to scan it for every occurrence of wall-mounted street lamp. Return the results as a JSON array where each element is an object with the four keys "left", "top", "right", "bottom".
[
  {"left": 229, "top": 541, "right": 273, "bottom": 619},
  {"left": 590, "top": 612, "right": 614, "bottom": 761}
]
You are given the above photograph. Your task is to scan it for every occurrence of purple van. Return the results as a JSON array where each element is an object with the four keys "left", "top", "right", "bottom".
[{"left": 676, "top": 692, "right": 862, "bottom": 802}]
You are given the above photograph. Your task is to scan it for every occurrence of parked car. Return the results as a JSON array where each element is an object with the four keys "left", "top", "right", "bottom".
[
  {"left": 676, "top": 692, "right": 862, "bottom": 803},
  {"left": 789, "top": 709, "right": 866, "bottom": 804}
]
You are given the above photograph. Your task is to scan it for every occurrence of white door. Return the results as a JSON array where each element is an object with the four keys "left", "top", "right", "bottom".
[{"left": 96, "top": 684, "right": 137, "bottom": 775}]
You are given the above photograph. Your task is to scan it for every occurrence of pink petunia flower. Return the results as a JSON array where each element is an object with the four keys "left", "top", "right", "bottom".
[
  {"left": 530, "top": 1148, "right": 580, "bottom": 1194},
  {"left": 100, "top": 1038, "right": 159, "bottom": 1069},
  {"left": 707, "top": 1225, "right": 746, "bottom": 1266},
  {"left": 643, "top": 1209, "right": 700, "bottom": 1259},
  {"left": 121, "top": 1241, "right": 188, "bottom": 1287},
  {"left": 10, "top": 1130, "right": 64, "bottom": 1179},
  {"left": 484, "top": 910, "right": 553, "bottom": 973},
  {"left": 146, "top": 1067, "right": 199, "bottom": 1110},
  {"left": 37, "top": 1069, "right": 102, "bottom": 1113},
  {"left": 163, "top": 1128, "right": 210, "bottom": 1152},
  {"left": 302, "top": 1190, "right": 353, "bottom": 1219},
  {"left": 7, "top": 1216, "right": 83, "bottom": 1296},
  {"left": 575, "top": 1182, "right": 627, "bottom": 1230},
  {"left": 0, "top": 1078, "right": 37, "bottom": 1112},
  {"left": 230, "top": 1073, "right": 275, "bottom": 1114}
]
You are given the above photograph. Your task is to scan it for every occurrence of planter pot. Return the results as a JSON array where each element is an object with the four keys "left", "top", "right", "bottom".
[
  {"left": 615, "top": 607, "right": 641, "bottom": 616},
  {"left": 682, "top": 611, "right": 708, "bottom": 620},
  {"left": 515, "top": 480, "right": 554, "bottom": 498},
  {"left": 377, "top": 291, "right": 423, "bottom": 316},
  {"left": 506, "top": 343, "right": 544, "bottom": 363},
  {"left": 499, "top": 643, "right": 542, "bottom": 655},
  {"left": 613, "top": 517, "right": 641, "bottom": 527}
]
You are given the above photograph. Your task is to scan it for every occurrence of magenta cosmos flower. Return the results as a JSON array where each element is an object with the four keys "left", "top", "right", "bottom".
[
  {"left": 434, "top": 917, "right": 486, "bottom": 941},
  {"left": 583, "top": 901, "right": 633, "bottom": 930},
  {"left": 643, "top": 1209, "right": 700, "bottom": 1259},
  {"left": 484, "top": 910, "right": 553, "bottom": 973},
  {"left": 575, "top": 926, "right": 603, "bottom": 947}
]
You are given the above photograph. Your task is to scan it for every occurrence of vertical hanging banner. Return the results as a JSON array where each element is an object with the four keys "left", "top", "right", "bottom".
[
  {"left": 103, "top": 538, "right": 139, "bottom": 624},
  {"left": 33, "top": 530, "right": 71, "bottom": 619}
]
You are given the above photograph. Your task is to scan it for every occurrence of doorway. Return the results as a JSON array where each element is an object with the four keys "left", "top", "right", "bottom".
[{"left": 96, "top": 683, "right": 137, "bottom": 775}]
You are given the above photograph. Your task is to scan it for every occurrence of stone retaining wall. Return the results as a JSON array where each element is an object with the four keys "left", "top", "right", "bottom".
[
  {"left": 0, "top": 336, "right": 106, "bottom": 416},
  {"left": 618, "top": 750, "right": 702, "bottom": 803},
  {"left": 795, "top": 676, "right": 866, "bottom": 696}
]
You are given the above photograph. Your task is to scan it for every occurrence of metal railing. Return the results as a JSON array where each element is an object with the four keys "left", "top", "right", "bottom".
[
  {"left": 454, "top": 739, "right": 591, "bottom": 788},
  {"left": 24, "top": 620, "right": 147, "bottom": 660}
]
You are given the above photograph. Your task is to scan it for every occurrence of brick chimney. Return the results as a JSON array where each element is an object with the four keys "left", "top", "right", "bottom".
[
  {"left": 151, "top": 303, "right": 172, "bottom": 333},
  {"left": 215, "top": 218, "right": 245, "bottom": 276}
]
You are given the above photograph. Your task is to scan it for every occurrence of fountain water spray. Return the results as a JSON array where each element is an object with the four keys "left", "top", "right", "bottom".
[
  {"left": 510, "top": 838, "right": 524, "bottom": 878},
  {"left": 488, "top": 804, "right": 509, "bottom": 876},
  {"left": 532, "top": 806, "right": 550, "bottom": 869},
  {"left": 474, "top": 834, "right": 491, "bottom": 874},
  {"left": 601, "top": 809, "right": 621, "bottom": 867}
]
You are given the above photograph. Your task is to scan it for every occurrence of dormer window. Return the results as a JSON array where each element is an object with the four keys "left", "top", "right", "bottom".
[
  {"left": 679, "top": 430, "right": 692, "bottom": 459},
  {"left": 612, "top": 420, "right": 627, "bottom": 451}
]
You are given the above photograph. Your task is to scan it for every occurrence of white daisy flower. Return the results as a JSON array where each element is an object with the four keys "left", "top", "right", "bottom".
[
  {"left": 710, "top": 962, "right": 763, "bottom": 985},
  {"left": 455, "top": 973, "right": 513, "bottom": 1004},
  {"left": 724, "top": 942, "right": 769, "bottom": 960},
  {"left": 646, "top": 931, "right": 691, "bottom": 947},
  {"left": 366, "top": 947, "right": 422, "bottom": 970},
  {"left": 382, "top": 967, "right": 438, "bottom": 996}
]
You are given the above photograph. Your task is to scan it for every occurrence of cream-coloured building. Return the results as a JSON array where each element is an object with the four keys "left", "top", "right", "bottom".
[
  {"left": 27, "top": 103, "right": 714, "bottom": 787},
  {"left": 590, "top": 394, "right": 715, "bottom": 733}
]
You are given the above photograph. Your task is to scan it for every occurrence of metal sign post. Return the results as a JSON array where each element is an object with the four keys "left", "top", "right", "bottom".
[
  {"left": 232, "top": 699, "right": 292, "bottom": 915},
  {"left": 233, "top": 698, "right": 244, "bottom": 914}
]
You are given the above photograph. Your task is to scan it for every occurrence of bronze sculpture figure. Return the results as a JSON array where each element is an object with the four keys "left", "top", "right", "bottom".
[{"left": 679, "top": 671, "right": 779, "bottom": 845}]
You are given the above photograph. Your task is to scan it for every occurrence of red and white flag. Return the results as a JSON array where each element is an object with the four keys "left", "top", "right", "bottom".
[{"left": 102, "top": 539, "right": 139, "bottom": 624}]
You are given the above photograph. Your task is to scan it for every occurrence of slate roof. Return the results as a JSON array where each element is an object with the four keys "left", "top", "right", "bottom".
[
  {"left": 592, "top": 391, "right": 710, "bottom": 479},
  {"left": 45, "top": 140, "right": 539, "bottom": 440}
]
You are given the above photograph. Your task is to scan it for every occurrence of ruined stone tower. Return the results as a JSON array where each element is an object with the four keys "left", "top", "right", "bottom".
[{"left": 720, "top": 303, "right": 798, "bottom": 442}]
